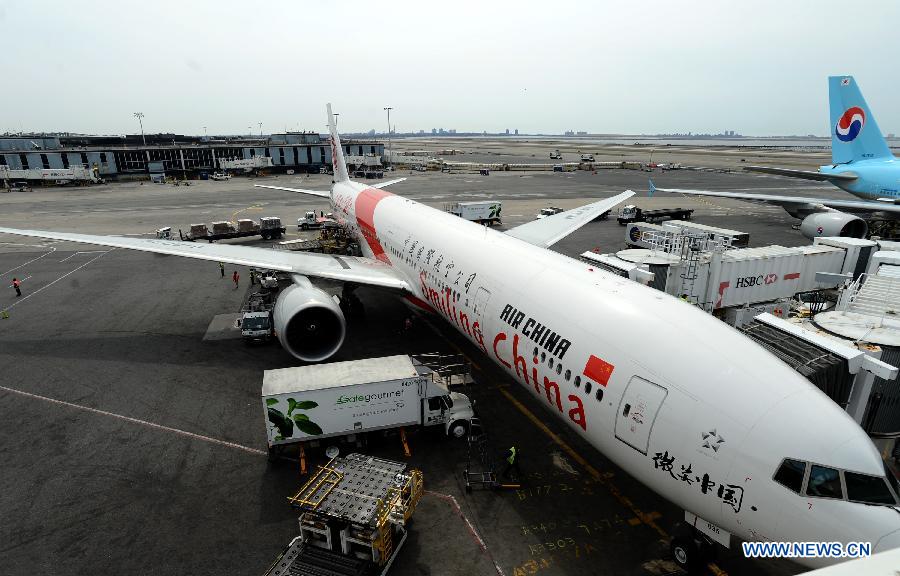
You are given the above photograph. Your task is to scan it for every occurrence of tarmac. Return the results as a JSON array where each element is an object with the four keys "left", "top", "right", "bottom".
[{"left": 0, "top": 156, "right": 833, "bottom": 576}]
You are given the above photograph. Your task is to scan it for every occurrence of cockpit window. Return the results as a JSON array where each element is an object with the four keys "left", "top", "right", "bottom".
[
  {"left": 806, "top": 465, "right": 843, "bottom": 499},
  {"left": 774, "top": 458, "right": 806, "bottom": 494},
  {"left": 845, "top": 471, "right": 897, "bottom": 505}
]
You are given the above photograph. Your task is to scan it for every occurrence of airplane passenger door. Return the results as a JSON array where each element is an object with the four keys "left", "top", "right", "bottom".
[
  {"left": 615, "top": 377, "right": 668, "bottom": 455},
  {"left": 472, "top": 287, "right": 491, "bottom": 317}
]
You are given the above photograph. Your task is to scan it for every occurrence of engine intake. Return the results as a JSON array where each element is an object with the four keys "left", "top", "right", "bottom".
[
  {"left": 273, "top": 277, "right": 346, "bottom": 362},
  {"left": 799, "top": 211, "right": 867, "bottom": 240}
]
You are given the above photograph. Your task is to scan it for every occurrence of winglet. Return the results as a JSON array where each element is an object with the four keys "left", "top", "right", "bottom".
[
  {"left": 326, "top": 103, "right": 349, "bottom": 183},
  {"left": 648, "top": 179, "right": 657, "bottom": 197}
]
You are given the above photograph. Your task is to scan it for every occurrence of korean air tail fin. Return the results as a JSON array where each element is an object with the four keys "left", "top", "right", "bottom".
[
  {"left": 326, "top": 103, "right": 349, "bottom": 183},
  {"left": 829, "top": 76, "right": 892, "bottom": 164}
]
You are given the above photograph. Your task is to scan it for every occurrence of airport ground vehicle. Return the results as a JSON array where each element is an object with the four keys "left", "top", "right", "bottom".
[
  {"left": 550, "top": 150, "right": 562, "bottom": 159},
  {"left": 444, "top": 200, "right": 502, "bottom": 226},
  {"left": 240, "top": 291, "right": 275, "bottom": 342},
  {"left": 211, "top": 172, "right": 231, "bottom": 181},
  {"left": 536, "top": 207, "right": 563, "bottom": 219},
  {"left": 617, "top": 205, "right": 693, "bottom": 225},
  {"left": 580, "top": 153, "right": 595, "bottom": 162},
  {"left": 181, "top": 216, "right": 285, "bottom": 241},
  {"left": 155, "top": 227, "right": 172, "bottom": 240},
  {"left": 266, "top": 454, "right": 421, "bottom": 576},
  {"left": 263, "top": 355, "right": 475, "bottom": 456},
  {"left": 297, "top": 211, "right": 338, "bottom": 230}
]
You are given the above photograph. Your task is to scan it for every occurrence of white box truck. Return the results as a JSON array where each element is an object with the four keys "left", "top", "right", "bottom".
[
  {"left": 445, "top": 201, "right": 502, "bottom": 226},
  {"left": 262, "top": 355, "right": 475, "bottom": 455}
]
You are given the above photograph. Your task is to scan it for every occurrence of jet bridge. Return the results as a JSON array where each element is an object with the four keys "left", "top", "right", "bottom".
[{"left": 743, "top": 313, "right": 898, "bottom": 435}]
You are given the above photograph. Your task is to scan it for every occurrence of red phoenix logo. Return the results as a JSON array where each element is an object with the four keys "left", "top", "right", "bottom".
[{"left": 763, "top": 273, "right": 777, "bottom": 285}]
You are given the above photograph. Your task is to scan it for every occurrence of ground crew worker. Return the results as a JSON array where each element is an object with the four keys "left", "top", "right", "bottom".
[
  {"left": 502, "top": 446, "right": 521, "bottom": 480},
  {"left": 219, "top": 262, "right": 225, "bottom": 278},
  {"left": 249, "top": 268, "right": 256, "bottom": 285},
  {"left": 232, "top": 270, "right": 239, "bottom": 288},
  {"left": 12, "top": 277, "right": 22, "bottom": 297}
]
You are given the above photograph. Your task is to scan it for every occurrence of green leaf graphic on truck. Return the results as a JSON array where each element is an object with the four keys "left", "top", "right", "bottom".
[{"left": 266, "top": 398, "right": 323, "bottom": 440}]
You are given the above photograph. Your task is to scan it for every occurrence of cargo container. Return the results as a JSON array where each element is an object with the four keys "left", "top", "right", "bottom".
[{"left": 262, "top": 355, "right": 475, "bottom": 455}]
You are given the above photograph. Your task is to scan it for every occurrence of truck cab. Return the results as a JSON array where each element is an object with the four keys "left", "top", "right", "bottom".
[
  {"left": 550, "top": 150, "right": 562, "bottom": 159},
  {"left": 422, "top": 379, "right": 475, "bottom": 438},
  {"left": 240, "top": 310, "right": 273, "bottom": 342}
]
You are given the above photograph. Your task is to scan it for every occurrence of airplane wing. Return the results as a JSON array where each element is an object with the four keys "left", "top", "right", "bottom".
[
  {"left": 648, "top": 182, "right": 900, "bottom": 213},
  {"left": 744, "top": 166, "right": 858, "bottom": 182},
  {"left": 505, "top": 190, "right": 635, "bottom": 248},
  {"left": 0, "top": 227, "right": 410, "bottom": 290},
  {"left": 371, "top": 177, "right": 407, "bottom": 189}
]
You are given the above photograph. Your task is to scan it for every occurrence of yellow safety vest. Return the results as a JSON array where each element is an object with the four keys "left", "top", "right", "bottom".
[{"left": 507, "top": 447, "right": 517, "bottom": 464}]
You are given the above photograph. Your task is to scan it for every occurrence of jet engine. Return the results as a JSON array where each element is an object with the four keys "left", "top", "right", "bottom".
[
  {"left": 273, "top": 276, "right": 346, "bottom": 362},
  {"left": 799, "top": 211, "right": 868, "bottom": 240}
]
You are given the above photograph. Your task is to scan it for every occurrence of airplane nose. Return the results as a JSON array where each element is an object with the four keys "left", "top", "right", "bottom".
[{"left": 875, "top": 527, "right": 900, "bottom": 553}]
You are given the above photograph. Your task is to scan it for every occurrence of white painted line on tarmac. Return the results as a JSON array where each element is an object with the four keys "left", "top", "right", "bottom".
[
  {"left": 0, "top": 248, "right": 56, "bottom": 278},
  {"left": 0, "top": 384, "right": 267, "bottom": 456},
  {"left": 2, "top": 249, "right": 113, "bottom": 313},
  {"left": 59, "top": 250, "right": 110, "bottom": 262},
  {"left": 425, "top": 490, "right": 506, "bottom": 576}
]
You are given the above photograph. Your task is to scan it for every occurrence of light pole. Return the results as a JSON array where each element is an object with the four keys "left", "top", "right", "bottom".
[
  {"left": 383, "top": 107, "right": 393, "bottom": 165},
  {"left": 258, "top": 122, "right": 262, "bottom": 137},
  {"left": 248, "top": 126, "right": 252, "bottom": 138},
  {"left": 203, "top": 126, "right": 207, "bottom": 137},
  {"left": 133, "top": 112, "right": 146, "bottom": 146}
]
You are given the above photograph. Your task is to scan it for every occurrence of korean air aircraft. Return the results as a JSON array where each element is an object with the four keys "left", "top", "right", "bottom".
[
  {"left": 651, "top": 76, "right": 900, "bottom": 239},
  {"left": 2, "top": 105, "right": 898, "bottom": 571}
]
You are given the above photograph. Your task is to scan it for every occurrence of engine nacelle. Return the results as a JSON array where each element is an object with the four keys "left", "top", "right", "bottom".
[
  {"left": 273, "top": 276, "right": 346, "bottom": 362},
  {"left": 799, "top": 211, "right": 868, "bottom": 240}
]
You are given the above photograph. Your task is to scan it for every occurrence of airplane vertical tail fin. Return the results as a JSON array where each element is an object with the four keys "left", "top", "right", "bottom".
[
  {"left": 326, "top": 103, "right": 349, "bottom": 183},
  {"left": 829, "top": 76, "right": 892, "bottom": 164}
]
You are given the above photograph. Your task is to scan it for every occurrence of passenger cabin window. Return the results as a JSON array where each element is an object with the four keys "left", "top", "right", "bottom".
[
  {"left": 845, "top": 472, "right": 896, "bottom": 505},
  {"left": 806, "top": 465, "right": 843, "bottom": 499},
  {"left": 427, "top": 397, "right": 442, "bottom": 411},
  {"left": 774, "top": 458, "right": 806, "bottom": 494}
]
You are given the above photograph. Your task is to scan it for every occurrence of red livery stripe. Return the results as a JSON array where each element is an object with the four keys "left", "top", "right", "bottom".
[
  {"left": 583, "top": 354, "right": 615, "bottom": 387},
  {"left": 355, "top": 187, "right": 393, "bottom": 263},
  {"left": 783, "top": 272, "right": 800, "bottom": 280}
]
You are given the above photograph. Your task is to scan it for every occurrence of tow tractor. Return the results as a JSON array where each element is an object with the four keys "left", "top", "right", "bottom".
[
  {"left": 297, "top": 211, "right": 339, "bottom": 231},
  {"left": 239, "top": 291, "right": 275, "bottom": 343}
]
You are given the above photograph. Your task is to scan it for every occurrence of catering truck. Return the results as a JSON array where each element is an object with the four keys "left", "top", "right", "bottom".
[
  {"left": 262, "top": 355, "right": 475, "bottom": 455},
  {"left": 444, "top": 201, "right": 502, "bottom": 226}
]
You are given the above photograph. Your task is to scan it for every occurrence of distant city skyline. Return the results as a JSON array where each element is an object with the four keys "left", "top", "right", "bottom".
[{"left": 1, "top": 1, "right": 898, "bottom": 137}]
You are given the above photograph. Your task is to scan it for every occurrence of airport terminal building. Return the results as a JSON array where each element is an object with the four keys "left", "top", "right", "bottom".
[{"left": 0, "top": 133, "right": 384, "bottom": 180}]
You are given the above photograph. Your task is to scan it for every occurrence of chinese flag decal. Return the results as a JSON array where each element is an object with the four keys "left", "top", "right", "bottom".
[{"left": 584, "top": 355, "right": 615, "bottom": 387}]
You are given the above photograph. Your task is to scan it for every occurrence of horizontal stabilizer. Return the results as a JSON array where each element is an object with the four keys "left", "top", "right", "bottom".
[
  {"left": 253, "top": 184, "right": 331, "bottom": 198},
  {"left": 370, "top": 177, "right": 407, "bottom": 189}
]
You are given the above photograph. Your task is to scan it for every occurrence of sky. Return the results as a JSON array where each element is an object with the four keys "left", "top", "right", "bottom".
[{"left": 1, "top": 0, "right": 898, "bottom": 137}]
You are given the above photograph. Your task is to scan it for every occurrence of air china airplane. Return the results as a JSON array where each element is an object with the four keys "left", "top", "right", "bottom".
[
  {"left": 2, "top": 105, "right": 899, "bottom": 571},
  {"left": 650, "top": 76, "right": 900, "bottom": 240}
]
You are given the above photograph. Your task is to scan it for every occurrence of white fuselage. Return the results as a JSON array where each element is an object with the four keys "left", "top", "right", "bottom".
[{"left": 330, "top": 180, "right": 900, "bottom": 566}]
